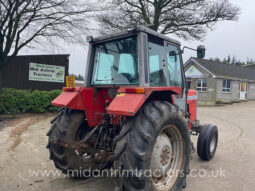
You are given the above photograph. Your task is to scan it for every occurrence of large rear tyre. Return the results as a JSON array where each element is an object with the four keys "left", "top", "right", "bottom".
[
  {"left": 46, "top": 109, "right": 98, "bottom": 179},
  {"left": 197, "top": 124, "right": 218, "bottom": 161},
  {"left": 114, "top": 101, "right": 191, "bottom": 191}
]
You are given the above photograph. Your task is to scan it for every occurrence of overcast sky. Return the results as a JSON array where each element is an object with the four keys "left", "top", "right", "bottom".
[{"left": 21, "top": 0, "right": 255, "bottom": 76}]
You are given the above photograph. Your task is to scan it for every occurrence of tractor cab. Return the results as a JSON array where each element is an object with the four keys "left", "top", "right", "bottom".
[{"left": 85, "top": 26, "right": 184, "bottom": 90}]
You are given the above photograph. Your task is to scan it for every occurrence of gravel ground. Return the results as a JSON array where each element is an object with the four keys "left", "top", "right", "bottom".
[{"left": 0, "top": 101, "right": 255, "bottom": 191}]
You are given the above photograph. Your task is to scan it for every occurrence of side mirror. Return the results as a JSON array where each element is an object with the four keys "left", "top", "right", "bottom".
[{"left": 197, "top": 45, "right": 206, "bottom": 59}]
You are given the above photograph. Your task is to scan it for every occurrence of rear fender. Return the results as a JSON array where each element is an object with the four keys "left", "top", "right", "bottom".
[
  {"left": 107, "top": 93, "right": 146, "bottom": 116},
  {"left": 52, "top": 90, "right": 85, "bottom": 111},
  {"left": 107, "top": 87, "right": 182, "bottom": 116}
]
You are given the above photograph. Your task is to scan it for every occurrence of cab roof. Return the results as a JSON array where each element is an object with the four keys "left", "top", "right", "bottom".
[{"left": 91, "top": 25, "right": 181, "bottom": 46}]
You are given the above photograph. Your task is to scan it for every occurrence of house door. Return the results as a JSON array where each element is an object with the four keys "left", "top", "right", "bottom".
[{"left": 240, "top": 82, "right": 247, "bottom": 100}]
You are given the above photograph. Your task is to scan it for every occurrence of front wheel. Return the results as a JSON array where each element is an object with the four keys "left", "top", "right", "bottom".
[
  {"left": 114, "top": 101, "right": 191, "bottom": 191},
  {"left": 197, "top": 124, "right": 218, "bottom": 161}
]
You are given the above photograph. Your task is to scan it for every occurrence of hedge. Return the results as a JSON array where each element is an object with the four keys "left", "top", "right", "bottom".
[{"left": 0, "top": 88, "right": 62, "bottom": 114}]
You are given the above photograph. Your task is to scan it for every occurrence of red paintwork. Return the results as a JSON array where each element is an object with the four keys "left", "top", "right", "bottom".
[
  {"left": 52, "top": 90, "right": 85, "bottom": 110},
  {"left": 52, "top": 86, "right": 184, "bottom": 127},
  {"left": 80, "top": 88, "right": 114, "bottom": 127},
  {"left": 52, "top": 87, "right": 113, "bottom": 127},
  {"left": 187, "top": 89, "right": 197, "bottom": 124},
  {"left": 107, "top": 87, "right": 182, "bottom": 116},
  {"left": 118, "top": 86, "right": 182, "bottom": 98},
  {"left": 107, "top": 93, "right": 146, "bottom": 116},
  {"left": 171, "top": 94, "right": 175, "bottom": 104}
]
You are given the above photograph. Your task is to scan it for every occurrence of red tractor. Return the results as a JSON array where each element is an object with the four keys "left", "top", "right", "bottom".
[{"left": 47, "top": 26, "right": 218, "bottom": 191}]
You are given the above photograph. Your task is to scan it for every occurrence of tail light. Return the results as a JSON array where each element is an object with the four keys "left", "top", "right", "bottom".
[
  {"left": 62, "top": 87, "right": 75, "bottom": 92},
  {"left": 125, "top": 88, "right": 145, "bottom": 94}
]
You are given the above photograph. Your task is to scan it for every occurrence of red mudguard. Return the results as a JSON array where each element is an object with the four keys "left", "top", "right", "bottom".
[
  {"left": 52, "top": 91, "right": 85, "bottom": 111},
  {"left": 107, "top": 87, "right": 182, "bottom": 116},
  {"left": 107, "top": 93, "right": 146, "bottom": 116}
]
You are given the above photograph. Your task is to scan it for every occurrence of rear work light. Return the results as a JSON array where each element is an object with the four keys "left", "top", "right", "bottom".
[{"left": 62, "top": 87, "right": 75, "bottom": 92}]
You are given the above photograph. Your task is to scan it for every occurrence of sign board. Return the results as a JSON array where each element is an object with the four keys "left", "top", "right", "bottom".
[
  {"left": 66, "top": 76, "right": 76, "bottom": 87},
  {"left": 185, "top": 66, "right": 204, "bottom": 78},
  {"left": 29, "top": 63, "right": 65, "bottom": 83}
]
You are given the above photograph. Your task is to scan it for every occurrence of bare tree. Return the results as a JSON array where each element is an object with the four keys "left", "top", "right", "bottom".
[
  {"left": 0, "top": 0, "right": 96, "bottom": 92},
  {"left": 98, "top": 0, "right": 240, "bottom": 39}
]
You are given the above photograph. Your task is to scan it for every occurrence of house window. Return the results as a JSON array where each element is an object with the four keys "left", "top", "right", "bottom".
[
  {"left": 222, "top": 80, "right": 231, "bottom": 92},
  {"left": 197, "top": 79, "right": 207, "bottom": 92}
]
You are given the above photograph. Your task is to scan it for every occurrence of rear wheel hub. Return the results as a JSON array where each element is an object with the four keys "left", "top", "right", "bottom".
[
  {"left": 151, "top": 134, "right": 172, "bottom": 175},
  {"left": 151, "top": 125, "right": 184, "bottom": 190}
]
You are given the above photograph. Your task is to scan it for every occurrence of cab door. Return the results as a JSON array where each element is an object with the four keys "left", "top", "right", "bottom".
[
  {"left": 148, "top": 37, "right": 168, "bottom": 87},
  {"left": 166, "top": 43, "right": 187, "bottom": 112}
]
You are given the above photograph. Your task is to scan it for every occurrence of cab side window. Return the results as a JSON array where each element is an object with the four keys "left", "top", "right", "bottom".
[
  {"left": 149, "top": 42, "right": 167, "bottom": 87},
  {"left": 167, "top": 44, "right": 183, "bottom": 88}
]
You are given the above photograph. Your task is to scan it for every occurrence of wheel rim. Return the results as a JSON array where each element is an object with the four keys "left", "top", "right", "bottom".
[
  {"left": 151, "top": 125, "right": 184, "bottom": 190},
  {"left": 210, "top": 134, "right": 217, "bottom": 153}
]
